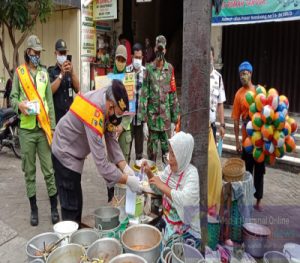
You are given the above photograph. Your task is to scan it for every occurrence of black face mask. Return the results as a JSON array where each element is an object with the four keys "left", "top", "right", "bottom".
[
  {"left": 109, "top": 109, "right": 122, "bottom": 126},
  {"left": 156, "top": 51, "right": 165, "bottom": 61}
]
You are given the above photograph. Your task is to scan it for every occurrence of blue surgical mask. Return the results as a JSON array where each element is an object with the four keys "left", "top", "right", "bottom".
[{"left": 28, "top": 55, "right": 40, "bottom": 67}]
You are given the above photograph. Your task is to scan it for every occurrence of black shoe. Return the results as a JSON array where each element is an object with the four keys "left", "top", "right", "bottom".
[
  {"left": 51, "top": 208, "right": 60, "bottom": 224},
  {"left": 30, "top": 209, "right": 39, "bottom": 226}
]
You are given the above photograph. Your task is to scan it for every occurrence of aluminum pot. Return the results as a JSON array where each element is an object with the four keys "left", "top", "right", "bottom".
[
  {"left": 243, "top": 223, "right": 271, "bottom": 258},
  {"left": 108, "top": 253, "right": 147, "bottom": 263},
  {"left": 29, "top": 259, "right": 44, "bottom": 263},
  {"left": 171, "top": 243, "right": 204, "bottom": 263},
  {"left": 121, "top": 224, "right": 162, "bottom": 262},
  {"left": 264, "top": 251, "right": 289, "bottom": 263},
  {"left": 46, "top": 243, "right": 85, "bottom": 263},
  {"left": 26, "top": 232, "right": 61, "bottom": 262},
  {"left": 94, "top": 207, "right": 120, "bottom": 230},
  {"left": 70, "top": 228, "right": 99, "bottom": 249},
  {"left": 160, "top": 247, "right": 171, "bottom": 263},
  {"left": 87, "top": 238, "right": 123, "bottom": 262}
]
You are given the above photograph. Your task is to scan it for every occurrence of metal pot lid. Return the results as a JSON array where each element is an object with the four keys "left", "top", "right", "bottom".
[
  {"left": 284, "top": 243, "right": 300, "bottom": 258},
  {"left": 243, "top": 223, "right": 271, "bottom": 236}
]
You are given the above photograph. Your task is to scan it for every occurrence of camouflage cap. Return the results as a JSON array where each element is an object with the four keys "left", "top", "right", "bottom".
[
  {"left": 156, "top": 35, "right": 167, "bottom": 49},
  {"left": 27, "top": 35, "right": 44, "bottom": 51}
]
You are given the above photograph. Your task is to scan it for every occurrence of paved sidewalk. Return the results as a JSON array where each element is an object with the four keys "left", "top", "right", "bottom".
[{"left": 0, "top": 147, "right": 300, "bottom": 262}]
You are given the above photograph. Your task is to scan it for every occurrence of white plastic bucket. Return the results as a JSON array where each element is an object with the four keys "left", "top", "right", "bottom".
[{"left": 53, "top": 221, "right": 78, "bottom": 245}]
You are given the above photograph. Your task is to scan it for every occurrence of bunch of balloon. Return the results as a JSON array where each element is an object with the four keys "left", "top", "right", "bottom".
[{"left": 243, "top": 85, "right": 298, "bottom": 165}]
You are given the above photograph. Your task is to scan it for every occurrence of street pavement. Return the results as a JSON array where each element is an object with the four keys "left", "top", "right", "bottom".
[{"left": 0, "top": 145, "right": 300, "bottom": 262}]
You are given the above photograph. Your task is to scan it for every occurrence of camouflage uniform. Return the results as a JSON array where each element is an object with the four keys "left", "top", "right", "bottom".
[{"left": 138, "top": 61, "right": 180, "bottom": 161}]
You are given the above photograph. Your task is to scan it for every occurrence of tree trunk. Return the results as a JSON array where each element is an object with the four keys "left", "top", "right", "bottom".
[
  {"left": 0, "top": 24, "right": 11, "bottom": 78},
  {"left": 182, "top": 0, "right": 211, "bottom": 254}
]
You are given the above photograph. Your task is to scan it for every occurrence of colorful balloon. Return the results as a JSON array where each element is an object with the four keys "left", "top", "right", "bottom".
[
  {"left": 285, "top": 135, "right": 296, "bottom": 153},
  {"left": 264, "top": 140, "right": 275, "bottom": 155},
  {"left": 253, "top": 147, "right": 265, "bottom": 163},
  {"left": 261, "top": 105, "right": 275, "bottom": 124},
  {"left": 256, "top": 85, "right": 267, "bottom": 96},
  {"left": 251, "top": 131, "right": 264, "bottom": 147},
  {"left": 273, "top": 130, "right": 285, "bottom": 147},
  {"left": 261, "top": 124, "right": 274, "bottom": 141},
  {"left": 279, "top": 95, "right": 289, "bottom": 109},
  {"left": 286, "top": 117, "right": 298, "bottom": 134},
  {"left": 265, "top": 154, "right": 276, "bottom": 165},
  {"left": 273, "top": 111, "right": 285, "bottom": 130},
  {"left": 246, "top": 121, "right": 254, "bottom": 137},
  {"left": 252, "top": 112, "right": 264, "bottom": 130},
  {"left": 243, "top": 137, "right": 254, "bottom": 154},
  {"left": 277, "top": 102, "right": 288, "bottom": 117},
  {"left": 266, "top": 94, "right": 279, "bottom": 111},
  {"left": 275, "top": 145, "right": 286, "bottom": 158},
  {"left": 245, "top": 90, "right": 256, "bottom": 106},
  {"left": 282, "top": 121, "right": 291, "bottom": 136},
  {"left": 249, "top": 103, "right": 257, "bottom": 119},
  {"left": 268, "top": 88, "right": 279, "bottom": 97},
  {"left": 255, "top": 93, "right": 266, "bottom": 112}
]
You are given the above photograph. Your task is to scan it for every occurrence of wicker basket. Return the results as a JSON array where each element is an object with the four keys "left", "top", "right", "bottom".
[{"left": 222, "top": 158, "right": 245, "bottom": 182}]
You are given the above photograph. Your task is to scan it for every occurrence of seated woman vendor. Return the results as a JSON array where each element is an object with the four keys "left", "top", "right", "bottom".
[{"left": 142, "top": 131, "right": 201, "bottom": 246}]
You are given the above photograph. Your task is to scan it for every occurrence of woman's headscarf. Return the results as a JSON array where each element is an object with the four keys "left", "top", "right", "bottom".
[{"left": 168, "top": 131, "right": 194, "bottom": 173}]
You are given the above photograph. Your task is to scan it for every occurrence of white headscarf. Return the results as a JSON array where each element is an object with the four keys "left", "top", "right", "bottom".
[{"left": 168, "top": 131, "right": 194, "bottom": 173}]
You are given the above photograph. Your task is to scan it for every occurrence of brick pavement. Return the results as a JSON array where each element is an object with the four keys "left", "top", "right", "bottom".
[{"left": 0, "top": 146, "right": 300, "bottom": 262}]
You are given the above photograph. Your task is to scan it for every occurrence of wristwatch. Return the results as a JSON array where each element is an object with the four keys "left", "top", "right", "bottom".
[
  {"left": 58, "top": 73, "right": 63, "bottom": 80},
  {"left": 221, "top": 123, "right": 226, "bottom": 129}
]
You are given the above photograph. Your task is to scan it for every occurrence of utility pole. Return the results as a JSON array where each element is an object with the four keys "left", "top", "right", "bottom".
[{"left": 181, "top": 0, "right": 211, "bottom": 254}]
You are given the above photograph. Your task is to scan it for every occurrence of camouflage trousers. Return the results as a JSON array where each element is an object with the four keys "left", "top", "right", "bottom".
[{"left": 147, "top": 130, "right": 170, "bottom": 162}]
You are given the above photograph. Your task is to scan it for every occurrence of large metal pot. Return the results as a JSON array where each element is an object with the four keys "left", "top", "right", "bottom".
[
  {"left": 243, "top": 223, "right": 271, "bottom": 258},
  {"left": 26, "top": 232, "right": 61, "bottom": 262},
  {"left": 94, "top": 207, "right": 120, "bottom": 230},
  {"left": 171, "top": 243, "right": 204, "bottom": 263},
  {"left": 108, "top": 253, "right": 147, "bottom": 263},
  {"left": 46, "top": 243, "right": 85, "bottom": 263},
  {"left": 70, "top": 228, "right": 99, "bottom": 249},
  {"left": 121, "top": 224, "right": 162, "bottom": 262},
  {"left": 87, "top": 238, "right": 123, "bottom": 262}
]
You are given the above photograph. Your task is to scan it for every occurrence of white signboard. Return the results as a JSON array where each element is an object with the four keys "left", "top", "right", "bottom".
[
  {"left": 81, "top": 1, "right": 96, "bottom": 60},
  {"left": 93, "top": 0, "right": 117, "bottom": 21}
]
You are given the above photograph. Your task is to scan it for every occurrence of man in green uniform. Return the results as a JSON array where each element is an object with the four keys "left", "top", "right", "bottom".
[
  {"left": 10, "top": 35, "right": 59, "bottom": 226},
  {"left": 139, "top": 35, "right": 180, "bottom": 163}
]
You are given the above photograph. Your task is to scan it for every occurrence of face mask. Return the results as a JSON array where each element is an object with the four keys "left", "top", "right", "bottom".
[
  {"left": 109, "top": 113, "right": 122, "bottom": 126},
  {"left": 155, "top": 51, "right": 165, "bottom": 61},
  {"left": 116, "top": 60, "right": 126, "bottom": 72},
  {"left": 28, "top": 55, "right": 40, "bottom": 67},
  {"left": 57, "top": 55, "right": 67, "bottom": 65},
  {"left": 133, "top": 58, "right": 142, "bottom": 70}
]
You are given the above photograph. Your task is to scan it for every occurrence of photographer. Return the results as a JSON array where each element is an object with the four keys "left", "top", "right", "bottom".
[{"left": 48, "top": 39, "right": 80, "bottom": 123}]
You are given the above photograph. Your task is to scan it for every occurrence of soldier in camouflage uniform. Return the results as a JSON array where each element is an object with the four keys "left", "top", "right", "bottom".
[{"left": 139, "top": 35, "right": 180, "bottom": 163}]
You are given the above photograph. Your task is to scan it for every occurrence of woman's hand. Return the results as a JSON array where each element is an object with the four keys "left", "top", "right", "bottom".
[{"left": 149, "top": 176, "right": 164, "bottom": 189}]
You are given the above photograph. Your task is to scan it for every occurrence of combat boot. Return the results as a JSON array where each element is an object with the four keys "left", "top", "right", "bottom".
[
  {"left": 29, "top": 195, "right": 38, "bottom": 226},
  {"left": 49, "top": 194, "right": 60, "bottom": 224}
]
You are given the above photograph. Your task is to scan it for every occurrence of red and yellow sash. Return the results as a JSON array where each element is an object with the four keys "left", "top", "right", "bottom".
[
  {"left": 70, "top": 95, "right": 105, "bottom": 137},
  {"left": 16, "top": 64, "right": 52, "bottom": 145}
]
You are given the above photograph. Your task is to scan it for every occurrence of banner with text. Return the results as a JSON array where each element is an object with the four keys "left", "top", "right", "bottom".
[
  {"left": 212, "top": 0, "right": 300, "bottom": 25},
  {"left": 93, "top": 0, "right": 117, "bottom": 21},
  {"left": 81, "top": 2, "right": 96, "bottom": 60}
]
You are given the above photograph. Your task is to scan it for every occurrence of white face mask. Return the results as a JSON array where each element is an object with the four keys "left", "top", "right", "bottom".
[
  {"left": 57, "top": 55, "right": 67, "bottom": 65},
  {"left": 133, "top": 58, "right": 142, "bottom": 70}
]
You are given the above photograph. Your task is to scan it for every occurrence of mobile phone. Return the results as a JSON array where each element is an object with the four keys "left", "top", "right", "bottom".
[{"left": 67, "top": 55, "right": 72, "bottom": 62}]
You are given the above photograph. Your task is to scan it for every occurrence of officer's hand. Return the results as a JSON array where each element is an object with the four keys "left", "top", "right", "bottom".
[
  {"left": 219, "top": 127, "right": 225, "bottom": 139},
  {"left": 115, "top": 125, "right": 123, "bottom": 137},
  {"left": 18, "top": 100, "right": 29, "bottom": 116},
  {"left": 62, "top": 61, "right": 72, "bottom": 73},
  {"left": 126, "top": 175, "right": 142, "bottom": 194}
]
